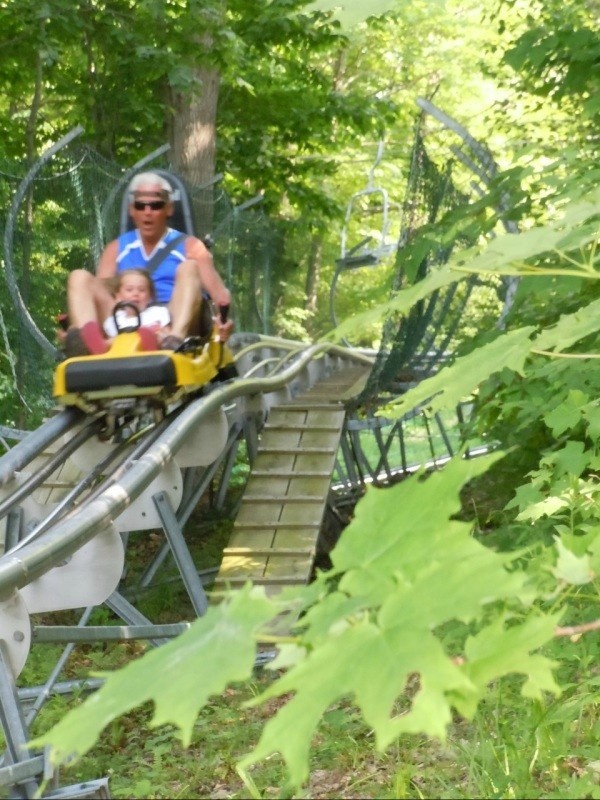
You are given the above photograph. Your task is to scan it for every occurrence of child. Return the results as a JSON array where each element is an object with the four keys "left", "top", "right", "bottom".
[{"left": 103, "top": 268, "right": 171, "bottom": 338}]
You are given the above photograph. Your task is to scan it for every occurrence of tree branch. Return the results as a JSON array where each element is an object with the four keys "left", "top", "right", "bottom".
[{"left": 555, "top": 619, "right": 600, "bottom": 637}]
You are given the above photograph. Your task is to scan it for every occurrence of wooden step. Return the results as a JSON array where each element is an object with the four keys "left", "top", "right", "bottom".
[
  {"left": 242, "top": 495, "right": 324, "bottom": 503},
  {"left": 223, "top": 547, "right": 315, "bottom": 557},
  {"left": 272, "top": 402, "right": 343, "bottom": 411},
  {"left": 214, "top": 361, "right": 371, "bottom": 599},
  {"left": 232, "top": 523, "right": 321, "bottom": 532},
  {"left": 251, "top": 470, "right": 332, "bottom": 478},
  {"left": 263, "top": 423, "right": 341, "bottom": 432},
  {"left": 258, "top": 446, "right": 336, "bottom": 455},
  {"left": 213, "top": 575, "right": 311, "bottom": 587}
]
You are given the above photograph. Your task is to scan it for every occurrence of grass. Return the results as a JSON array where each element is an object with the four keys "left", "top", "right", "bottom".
[
  {"left": 22, "top": 661, "right": 600, "bottom": 799},
  {"left": 17, "top": 554, "right": 600, "bottom": 799}
]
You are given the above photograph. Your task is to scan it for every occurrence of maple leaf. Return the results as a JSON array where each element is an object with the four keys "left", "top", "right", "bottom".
[{"left": 32, "top": 585, "right": 277, "bottom": 765}]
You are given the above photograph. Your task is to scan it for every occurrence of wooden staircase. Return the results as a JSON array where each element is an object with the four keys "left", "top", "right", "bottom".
[{"left": 214, "top": 364, "right": 369, "bottom": 593}]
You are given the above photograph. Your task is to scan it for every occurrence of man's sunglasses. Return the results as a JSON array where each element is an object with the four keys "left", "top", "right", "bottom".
[{"left": 133, "top": 200, "right": 167, "bottom": 211}]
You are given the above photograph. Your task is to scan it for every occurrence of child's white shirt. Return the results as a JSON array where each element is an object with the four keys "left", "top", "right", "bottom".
[{"left": 103, "top": 304, "right": 171, "bottom": 337}]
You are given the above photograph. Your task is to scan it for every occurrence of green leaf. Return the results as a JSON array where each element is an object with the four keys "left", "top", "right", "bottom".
[
  {"left": 240, "top": 621, "right": 474, "bottom": 787},
  {"left": 293, "top": 590, "right": 370, "bottom": 645},
  {"left": 456, "top": 614, "right": 561, "bottom": 718},
  {"left": 533, "top": 297, "right": 600, "bottom": 353},
  {"left": 385, "top": 327, "right": 535, "bottom": 418},
  {"left": 582, "top": 403, "right": 600, "bottom": 443},
  {"left": 517, "top": 494, "right": 569, "bottom": 522},
  {"left": 552, "top": 537, "right": 595, "bottom": 585},
  {"left": 33, "top": 585, "right": 277, "bottom": 765},
  {"left": 378, "top": 545, "right": 526, "bottom": 632},
  {"left": 450, "top": 187, "right": 600, "bottom": 276},
  {"left": 506, "top": 481, "right": 544, "bottom": 512},
  {"left": 546, "top": 440, "right": 589, "bottom": 478},
  {"left": 239, "top": 455, "right": 558, "bottom": 785},
  {"left": 544, "top": 391, "right": 587, "bottom": 436},
  {"left": 327, "top": 455, "right": 502, "bottom": 591}
]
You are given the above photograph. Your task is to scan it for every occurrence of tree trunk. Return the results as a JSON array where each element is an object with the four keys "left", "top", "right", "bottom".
[
  {"left": 169, "top": 65, "right": 220, "bottom": 237},
  {"left": 305, "top": 234, "right": 322, "bottom": 315}
]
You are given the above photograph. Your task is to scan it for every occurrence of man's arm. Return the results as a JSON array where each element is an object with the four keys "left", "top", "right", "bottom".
[{"left": 185, "top": 237, "right": 231, "bottom": 307}]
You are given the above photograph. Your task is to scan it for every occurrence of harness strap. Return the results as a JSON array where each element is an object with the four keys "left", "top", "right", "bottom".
[{"left": 145, "top": 232, "right": 187, "bottom": 276}]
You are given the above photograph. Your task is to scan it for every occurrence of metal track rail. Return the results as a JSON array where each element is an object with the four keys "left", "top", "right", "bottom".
[
  {"left": 0, "top": 408, "right": 88, "bottom": 488},
  {"left": 0, "top": 339, "right": 372, "bottom": 599}
]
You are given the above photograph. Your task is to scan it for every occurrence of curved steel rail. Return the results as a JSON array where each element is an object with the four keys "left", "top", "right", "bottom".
[
  {"left": 2, "top": 126, "right": 85, "bottom": 361},
  {"left": 0, "top": 418, "right": 104, "bottom": 522}
]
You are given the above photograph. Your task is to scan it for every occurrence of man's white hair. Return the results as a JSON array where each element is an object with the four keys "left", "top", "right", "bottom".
[{"left": 128, "top": 172, "right": 173, "bottom": 200}]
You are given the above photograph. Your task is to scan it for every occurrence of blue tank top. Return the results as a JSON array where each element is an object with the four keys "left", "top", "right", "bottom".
[{"left": 116, "top": 228, "right": 187, "bottom": 304}]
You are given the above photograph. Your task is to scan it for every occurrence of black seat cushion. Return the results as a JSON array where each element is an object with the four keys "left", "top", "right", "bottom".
[{"left": 65, "top": 355, "right": 177, "bottom": 393}]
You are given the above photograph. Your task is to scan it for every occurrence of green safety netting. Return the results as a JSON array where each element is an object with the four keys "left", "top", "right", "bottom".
[
  {"left": 0, "top": 136, "right": 284, "bottom": 428},
  {"left": 346, "top": 101, "right": 519, "bottom": 406}
]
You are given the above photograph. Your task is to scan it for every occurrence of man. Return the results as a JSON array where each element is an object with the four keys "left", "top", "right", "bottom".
[{"left": 64, "top": 171, "right": 233, "bottom": 356}]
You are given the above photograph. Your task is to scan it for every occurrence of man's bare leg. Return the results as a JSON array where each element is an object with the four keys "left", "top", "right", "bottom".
[
  {"left": 67, "top": 270, "right": 115, "bottom": 354},
  {"left": 167, "top": 260, "right": 202, "bottom": 340}
]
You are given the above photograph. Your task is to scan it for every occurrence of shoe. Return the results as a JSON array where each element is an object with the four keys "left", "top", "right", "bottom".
[
  {"left": 211, "top": 363, "right": 239, "bottom": 383},
  {"left": 177, "top": 336, "right": 209, "bottom": 353},
  {"left": 160, "top": 334, "right": 184, "bottom": 352},
  {"left": 64, "top": 328, "right": 90, "bottom": 358}
]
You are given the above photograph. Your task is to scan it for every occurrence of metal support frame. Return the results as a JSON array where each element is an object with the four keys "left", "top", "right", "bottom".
[
  {"left": 0, "top": 641, "right": 41, "bottom": 799},
  {"left": 332, "top": 403, "right": 471, "bottom": 492},
  {"left": 104, "top": 591, "right": 175, "bottom": 647},
  {"left": 25, "top": 608, "right": 94, "bottom": 730},
  {"left": 5, "top": 507, "right": 23, "bottom": 552},
  {"left": 151, "top": 491, "right": 209, "bottom": 616},
  {"left": 137, "top": 419, "right": 245, "bottom": 590},
  {"left": 33, "top": 623, "right": 189, "bottom": 644},
  {"left": 214, "top": 422, "right": 245, "bottom": 511}
]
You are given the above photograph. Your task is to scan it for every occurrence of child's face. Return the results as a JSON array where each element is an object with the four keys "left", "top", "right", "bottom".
[{"left": 116, "top": 274, "right": 153, "bottom": 309}]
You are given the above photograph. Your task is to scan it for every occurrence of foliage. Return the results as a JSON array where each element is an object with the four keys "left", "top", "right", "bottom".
[
  {"left": 308, "top": 0, "right": 397, "bottom": 27},
  {"left": 0, "top": 0, "right": 392, "bottom": 218},
  {"left": 34, "top": 453, "right": 563, "bottom": 789},
  {"left": 482, "top": 0, "right": 600, "bottom": 204},
  {"left": 500, "top": 0, "right": 599, "bottom": 122}
]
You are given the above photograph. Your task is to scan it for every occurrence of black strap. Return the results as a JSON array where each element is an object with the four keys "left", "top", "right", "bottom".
[{"left": 145, "top": 232, "right": 187, "bottom": 276}]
